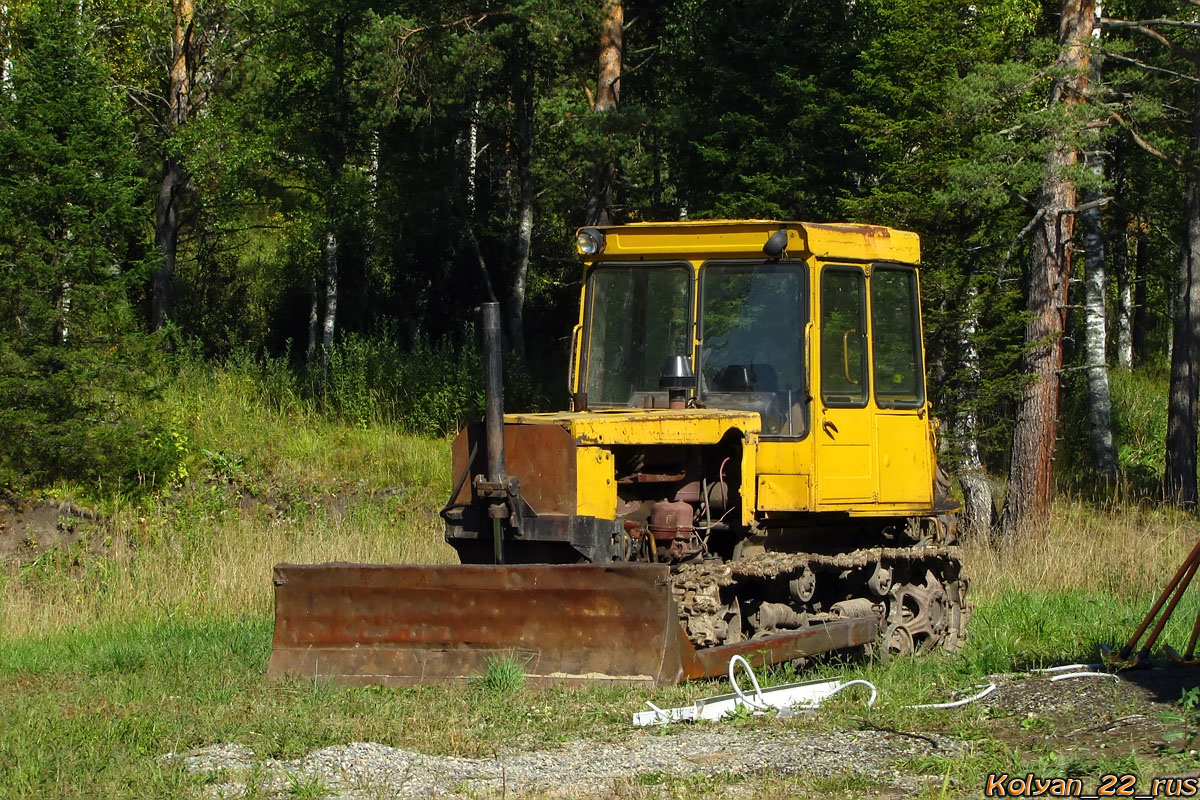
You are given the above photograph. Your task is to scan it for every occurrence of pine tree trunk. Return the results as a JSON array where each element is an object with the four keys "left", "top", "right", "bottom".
[
  {"left": 1082, "top": 179, "right": 1118, "bottom": 482},
  {"left": 152, "top": 0, "right": 195, "bottom": 331},
  {"left": 583, "top": 0, "right": 622, "bottom": 226},
  {"left": 1164, "top": 84, "right": 1200, "bottom": 507},
  {"left": 999, "top": 0, "right": 1094, "bottom": 535}
]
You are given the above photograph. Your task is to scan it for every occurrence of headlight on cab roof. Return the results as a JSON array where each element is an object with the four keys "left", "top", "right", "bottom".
[{"left": 576, "top": 228, "right": 606, "bottom": 255}]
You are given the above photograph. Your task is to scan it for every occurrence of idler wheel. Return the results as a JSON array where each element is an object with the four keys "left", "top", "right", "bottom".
[{"left": 883, "top": 623, "right": 915, "bottom": 659}]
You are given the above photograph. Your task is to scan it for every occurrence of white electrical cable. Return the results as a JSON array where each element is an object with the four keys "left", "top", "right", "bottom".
[
  {"left": 905, "top": 682, "right": 997, "bottom": 709},
  {"left": 1032, "top": 663, "right": 1104, "bottom": 673},
  {"left": 708, "top": 656, "right": 1118, "bottom": 726},
  {"left": 825, "top": 679, "right": 879, "bottom": 707},
  {"left": 728, "top": 655, "right": 770, "bottom": 710},
  {"left": 1049, "top": 671, "right": 1119, "bottom": 683}
]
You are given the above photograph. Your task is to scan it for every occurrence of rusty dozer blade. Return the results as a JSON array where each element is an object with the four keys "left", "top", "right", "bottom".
[
  {"left": 268, "top": 562, "right": 688, "bottom": 686},
  {"left": 268, "top": 562, "right": 879, "bottom": 687}
]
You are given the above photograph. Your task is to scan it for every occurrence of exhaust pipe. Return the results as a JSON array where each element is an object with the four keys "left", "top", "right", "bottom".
[{"left": 480, "top": 302, "right": 506, "bottom": 563}]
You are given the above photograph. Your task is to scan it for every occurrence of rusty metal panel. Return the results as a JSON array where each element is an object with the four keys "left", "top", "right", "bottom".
[
  {"left": 678, "top": 617, "right": 878, "bottom": 680},
  {"left": 268, "top": 562, "right": 684, "bottom": 687},
  {"left": 451, "top": 423, "right": 577, "bottom": 515}
]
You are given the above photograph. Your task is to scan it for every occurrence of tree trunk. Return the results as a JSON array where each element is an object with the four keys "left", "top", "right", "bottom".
[
  {"left": 955, "top": 286, "right": 994, "bottom": 537},
  {"left": 322, "top": 228, "right": 338, "bottom": 356},
  {"left": 465, "top": 98, "right": 496, "bottom": 302},
  {"left": 1112, "top": 211, "right": 1134, "bottom": 368},
  {"left": 999, "top": 0, "right": 1094, "bottom": 535},
  {"left": 1081, "top": 179, "right": 1118, "bottom": 481},
  {"left": 583, "top": 0, "right": 622, "bottom": 226},
  {"left": 1164, "top": 84, "right": 1200, "bottom": 507},
  {"left": 1080, "top": 0, "right": 1118, "bottom": 482},
  {"left": 320, "top": 16, "right": 347, "bottom": 362},
  {"left": 1133, "top": 220, "right": 1150, "bottom": 363},
  {"left": 307, "top": 268, "right": 319, "bottom": 366},
  {"left": 506, "top": 31, "right": 534, "bottom": 359},
  {"left": 152, "top": 0, "right": 196, "bottom": 331},
  {"left": 1, "top": 3, "right": 13, "bottom": 99}
]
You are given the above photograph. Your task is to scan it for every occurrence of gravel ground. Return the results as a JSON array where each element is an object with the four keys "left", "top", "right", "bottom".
[
  {"left": 167, "top": 667, "right": 1192, "bottom": 799},
  {"left": 168, "top": 725, "right": 966, "bottom": 799}
]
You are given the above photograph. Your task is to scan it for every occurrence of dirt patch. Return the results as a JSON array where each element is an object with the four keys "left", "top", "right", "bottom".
[{"left": 0, "top": 499, "right": 106, "bottom": 566}]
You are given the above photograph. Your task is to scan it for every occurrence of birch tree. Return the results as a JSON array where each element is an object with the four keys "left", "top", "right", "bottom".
[{"left": 1078, "top": 0, "right": 1118, "bottom": 483}]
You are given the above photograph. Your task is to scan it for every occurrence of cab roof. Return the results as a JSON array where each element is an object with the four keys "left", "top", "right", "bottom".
[{"left": 580, "top": 220, "right": 920, "bottom": 265}]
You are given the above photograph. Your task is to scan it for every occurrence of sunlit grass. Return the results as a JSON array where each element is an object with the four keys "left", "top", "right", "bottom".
[{"left": 1, "top": 363, "right": 455, "bottom": 638}]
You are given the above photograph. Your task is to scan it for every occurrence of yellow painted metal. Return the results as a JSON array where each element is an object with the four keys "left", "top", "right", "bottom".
[
  {"left": 505, "top": 409, "right": 761, "bottom": 523},
  {"left": 756, "top": 440, "right": 808, "bottom": 474},
  {"left": 815, "top": 403, "right": 877, "bottom": 503},
  {"left": 562, "top": 219, "right": 939, "bottom": 521},
  {"left": 506, "top": 408, "right": 761, "bottom": 446},
  {"left": 757, "top": 474, "right": 812, "bottom": 512},
  {"left": 576, "top": 446, "right": 617, "bottom": 519},
  {"left": 577, "top": 220, "right": 920, "bottom": 264},
  {"left": 875, "top": 413, "right": 933, "bottom": 505}
]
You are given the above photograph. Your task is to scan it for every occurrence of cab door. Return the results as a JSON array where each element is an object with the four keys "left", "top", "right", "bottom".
[{"left": 815, "top": 265, "right": 877, "bottom": 503}]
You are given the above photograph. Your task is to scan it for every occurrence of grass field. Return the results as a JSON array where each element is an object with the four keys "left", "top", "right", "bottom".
[{"left": 3, "top": 364, "right": 1200, "bottom": 798}]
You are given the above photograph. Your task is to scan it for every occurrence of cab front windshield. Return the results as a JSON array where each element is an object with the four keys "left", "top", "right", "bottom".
[
  {"left": 700, "top": 262, "right": 807, "bottom": 436},
  {"left": 582, "top": 265, "right": 691, "bottom": 406},
  {"left": 582, "top": 261, "right": 807, "bottom": 436}
]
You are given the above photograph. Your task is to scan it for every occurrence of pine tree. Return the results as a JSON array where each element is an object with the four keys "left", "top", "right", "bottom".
[{"left": 0, "top": 0, "right": 172, "bottom": 490}]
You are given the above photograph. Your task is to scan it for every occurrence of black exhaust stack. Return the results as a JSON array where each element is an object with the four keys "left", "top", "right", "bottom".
[
  {"left": 482, "top": 302, "right": 507, "bottom": 489},
  {"left": 480, "top": 302, "right": 507, "bottom": 563}
]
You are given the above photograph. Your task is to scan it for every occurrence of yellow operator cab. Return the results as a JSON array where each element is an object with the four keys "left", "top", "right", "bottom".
[{"left": 564, "top": 219, "right": 937, "bottom": 520}]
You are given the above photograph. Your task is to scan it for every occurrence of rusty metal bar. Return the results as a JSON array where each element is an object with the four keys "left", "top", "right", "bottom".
[{"left": 678, "top": 617, "right": 879, "bottom": 681}]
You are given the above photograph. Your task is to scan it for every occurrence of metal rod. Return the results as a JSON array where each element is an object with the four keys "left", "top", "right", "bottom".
[
  {"left": 1142, "top": 554, "right": 1200, "bottom": 656},
  {"left": 481, "top": 302, "right": 506, "bottom": 485},
  {"left": 1120, "top": 536, "right": 1200, "bottom": 659},
  {"left": 1184, "top": 602, "right": 1200, "bottom": 660}
]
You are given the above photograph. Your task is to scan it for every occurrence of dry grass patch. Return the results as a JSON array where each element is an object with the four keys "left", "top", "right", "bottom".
[{"left": 963, "top": 498, "right": 1198, "bottom": 601}]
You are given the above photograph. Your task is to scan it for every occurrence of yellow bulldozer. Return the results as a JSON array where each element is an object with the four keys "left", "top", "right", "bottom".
[{"left": 268, "top": 220, "right": 969, "bottom": 687}]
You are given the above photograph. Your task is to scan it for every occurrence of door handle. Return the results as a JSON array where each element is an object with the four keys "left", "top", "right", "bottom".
[{"left": 822, "top": 419, "right": 839, "bottom": 438}]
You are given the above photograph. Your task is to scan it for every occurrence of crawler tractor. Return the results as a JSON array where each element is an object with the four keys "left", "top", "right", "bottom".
[{"left": 269, "top": 221, "right": 969, "bottom": 686}]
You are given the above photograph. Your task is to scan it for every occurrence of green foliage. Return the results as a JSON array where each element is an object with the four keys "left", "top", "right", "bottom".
[
  {"left": 471, "top": 653, "right": 528, "bottom": 695},
  {"left": 309, "top": 330, "right": 544, "bottom": 434},
  {"left": 0, "top": 0, "right": 178, "bottom": 494}
]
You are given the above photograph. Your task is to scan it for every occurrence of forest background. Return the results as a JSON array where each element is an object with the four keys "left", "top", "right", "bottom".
[{"left": 2, "top": 0, "right": 1200, "bottom": 532}]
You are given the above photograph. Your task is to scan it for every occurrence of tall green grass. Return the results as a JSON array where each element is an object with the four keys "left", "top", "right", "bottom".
[{"left": 1, "top": 358, "right": 456, "bottom": 638}]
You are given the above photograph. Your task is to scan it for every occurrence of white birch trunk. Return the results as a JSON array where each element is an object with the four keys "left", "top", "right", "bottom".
[
  {"left": 955, "top": 287, "right": 994, "bottom": 536},
  {"left": 1, "top": 3, "right": 13, "bottom": 100},
  {"left": 1081, "top": 0, "right": 1118, "bottom": 482},
  {"left": 1082, "top": 182, "right": 1118, "bottom": 482},
  {"left": 322, "top": 228, "right": 338, "bottom": 358}
]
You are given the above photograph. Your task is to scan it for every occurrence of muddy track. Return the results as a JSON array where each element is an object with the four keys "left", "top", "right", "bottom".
[{"left": 672, "top": 545, "right": 971, "bottom": 656}]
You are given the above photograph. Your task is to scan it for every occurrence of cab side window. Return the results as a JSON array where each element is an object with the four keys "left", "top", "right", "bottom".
[
  {"left": 820, "top": 268, "right": 867, "bottom": 407},
  {"left": 870, "top": 268, "right": 925, "bottom": 408}
]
